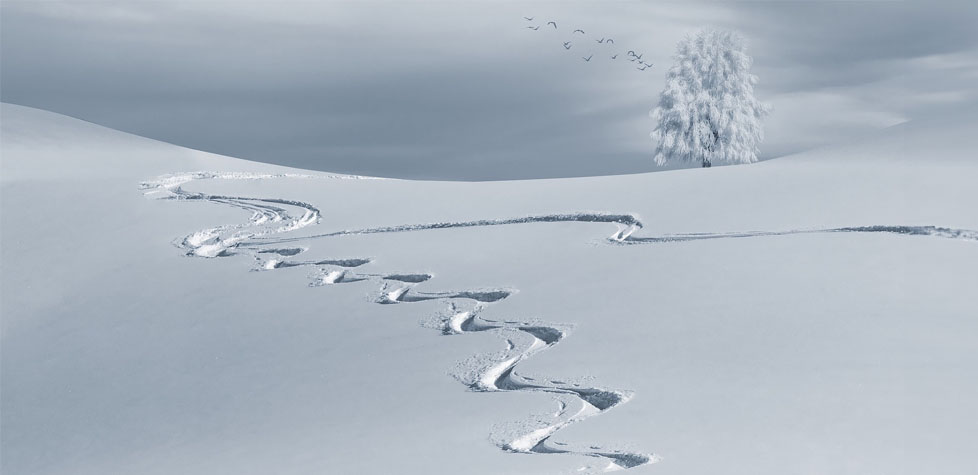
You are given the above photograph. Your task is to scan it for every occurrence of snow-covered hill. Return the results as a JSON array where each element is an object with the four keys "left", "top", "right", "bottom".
[{"left": 3, "top": 103, "right": 976, "bottom": 475}]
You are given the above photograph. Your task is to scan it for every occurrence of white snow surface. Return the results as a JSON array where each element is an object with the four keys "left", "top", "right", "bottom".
[{"left": 2, "top": 102, "right": 978, "bottom": 475}]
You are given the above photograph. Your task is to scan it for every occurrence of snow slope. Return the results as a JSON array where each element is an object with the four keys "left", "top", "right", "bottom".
[{"left": 3, "top": 103, "right": 977, "bottom": 475}]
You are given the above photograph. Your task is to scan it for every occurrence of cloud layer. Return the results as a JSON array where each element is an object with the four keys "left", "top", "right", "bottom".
[{"left": 3, "top": 1, "right": 976, "bottom": 180}]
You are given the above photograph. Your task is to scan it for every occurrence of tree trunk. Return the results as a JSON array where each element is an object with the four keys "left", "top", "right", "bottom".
[{"left": 703, "top": 127, "right": 718, "bottom": 168}]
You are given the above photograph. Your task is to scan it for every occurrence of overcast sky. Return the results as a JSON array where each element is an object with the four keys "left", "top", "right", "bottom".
[{"left": 3, "top": 1, "right": 977, "bottom": 180}]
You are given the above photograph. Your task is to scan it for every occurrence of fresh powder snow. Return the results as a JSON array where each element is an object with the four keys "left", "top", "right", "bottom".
[{"left": 3, "top": 102, "right": 977, "bottom": 474}]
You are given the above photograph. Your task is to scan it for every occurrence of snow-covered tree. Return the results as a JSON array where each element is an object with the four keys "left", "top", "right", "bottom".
[{"left": 651, "top": 29, "right": 769, "bottom": 168}]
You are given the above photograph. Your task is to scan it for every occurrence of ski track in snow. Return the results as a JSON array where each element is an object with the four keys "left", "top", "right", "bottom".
[{"left": 141, "top": 171, "right": 978, "bottom": 473}]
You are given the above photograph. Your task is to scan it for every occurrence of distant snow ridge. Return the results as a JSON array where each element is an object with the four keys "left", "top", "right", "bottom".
[{"left": 142, "top": 171, "right": 978, "bottom": 473}]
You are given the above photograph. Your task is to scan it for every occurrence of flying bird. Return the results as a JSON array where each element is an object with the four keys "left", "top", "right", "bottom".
[
  {"left": 637, "top": 64, "right": 648, "bottom": 71},
  {"left": 582, "top": 54, "right": 593, "bottom": 62},
  {"left": 524, "top": 16, "right": 534, "bottom": 21},
  {"left": 611, "top": 54, "right": 618, "bottom": 59},
  {"left": 633, "top": 53, "right": 643, "bottom": 60},
  {"left": 606, "top": 38, "right": 614, "bottom": 44},
  {"left": 572, "top": 29, "right": 585, "bottom": 35},
  {"left": 596, "top": 38, "right": 606, "bottom": 43},
  {"left": 547, "top": 21, "right": 557, "bottom": 29},
  {"left": 527, "top": 25, "right": 540, "bottom": 30},
  {"left": 563, "top": 41, "right": 572, "bottom": 50}
]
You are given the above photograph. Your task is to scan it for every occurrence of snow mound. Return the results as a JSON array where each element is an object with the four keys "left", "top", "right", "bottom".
[{"left": 4, "top": 103, "right": 978, "bottom": 475}]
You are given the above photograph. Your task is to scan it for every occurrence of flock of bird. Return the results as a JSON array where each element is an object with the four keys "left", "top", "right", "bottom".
[{"left": 523, "top": 17, "right": 654, "bottom": 71}]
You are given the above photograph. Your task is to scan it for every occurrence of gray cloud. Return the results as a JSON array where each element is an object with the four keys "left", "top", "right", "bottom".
[
  {"left": 2, "top": 1, "right": 976, "bottom": 180},
  {"left": 746, "top": 2, "right": 978, "bottom": 63}
]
